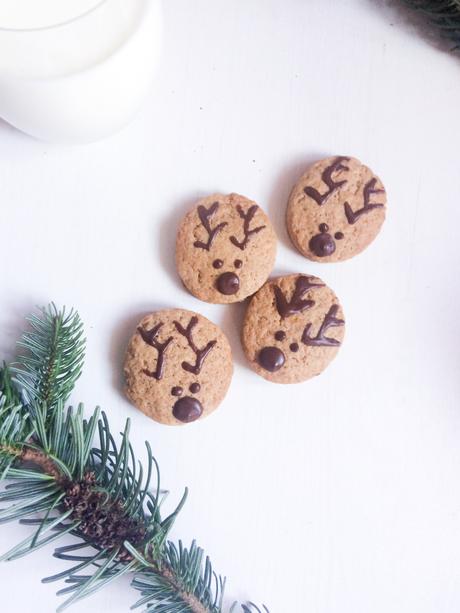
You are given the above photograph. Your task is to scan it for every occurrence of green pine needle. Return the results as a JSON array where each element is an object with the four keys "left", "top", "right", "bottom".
[
  {"left": 132, "top": 541, "right": 226, "bottom": 613},
  {"left": 12, "top": 304, "right": 85, "bottom": 412},
  {"left": 0, "top": 304, "right": 266, "bottom": 613},
  {"left": 0, "top": 363, "right": 23, "bottom": 407}
]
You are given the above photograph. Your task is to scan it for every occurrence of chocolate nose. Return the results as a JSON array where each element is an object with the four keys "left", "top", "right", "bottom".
[
  {"left": 258, "top": 346, "right": 286, "bottom": 372},
  {"left": 309, "top": 232, "right": 336, "bottom": 257},
  {"left": 173, "top": 397, "right": 203, "bottom": 423},
  {"left": 216, "top": 271, "right": 240, "bottom": 295}
]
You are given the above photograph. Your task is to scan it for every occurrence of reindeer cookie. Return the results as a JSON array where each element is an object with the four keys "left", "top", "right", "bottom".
[
  {"left": 124, "top": 309, "right": 233, "bottom": 425},
  {"left": 242, "top": 274, "right": 345, "bottom": 383},
  {"left": 176, "top": 193, "right": 277, "bottom": 304},
  {"left": 287, "top": 156, "right": 386, "bottom": 262}
]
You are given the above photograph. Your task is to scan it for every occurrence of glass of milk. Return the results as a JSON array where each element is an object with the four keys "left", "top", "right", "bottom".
[{"left": 0, "top": 0, "right": 162, "bottom": 143}]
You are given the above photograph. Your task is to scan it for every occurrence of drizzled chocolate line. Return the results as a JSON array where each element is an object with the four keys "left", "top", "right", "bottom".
[
  {"left": 230, "top": 205, "right": 266, "bottom": 250},
  {"left": 138, "top": 323, "right": 173, "bottom": 380},
  {"left": 301, "top": 305, "right": 344, "bottom": 347},
  {"left": 304, "top": 156, "right": 350, "bottom": 206},
  {"left": 194, "top": 202, "right": 228, "bottom": 251},
  {"left": 174, "top": 316, "right": 217, "bottom": 375},
  {"left": 274, "top": 276, "right": 324, "bottom": 319},
  {"left": 344, "top": 178, "right": 385, "bottom": 225}
]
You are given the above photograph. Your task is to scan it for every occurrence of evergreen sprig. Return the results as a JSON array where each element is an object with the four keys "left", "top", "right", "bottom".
[
  {"left": 12, "top": 304, "right": 85, "bottom": 411},
  {"left": 401, "top": 0, "right": 460, "bottom": 48},
  {"left": 0, "top": 306, "right": 267, "bottom": 613}
]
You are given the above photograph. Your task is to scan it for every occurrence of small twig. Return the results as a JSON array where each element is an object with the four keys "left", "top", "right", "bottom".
[
  {"left": 158, "top": 566, "right": 210, "bottom": 613},
  {"left": 20, "top": 447, "right": 63, "bottom": 482}
]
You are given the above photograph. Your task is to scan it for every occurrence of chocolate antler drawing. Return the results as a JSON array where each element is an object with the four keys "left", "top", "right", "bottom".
[
  {"left": 138, "top": 323, "right": 173, "bottom": 380},
  {"left": 230, "top": 205, "right": 266, "bottom": 250},
  {"left": 302, "top": 305, "right": 344, "bottom": 347},
  {"left": 193, "top": 202, "right": 228, "bottom": 251},
  {"left": 344, "top": 178, "right": 385, "bottom": 224},
  {"left": 174, "top": 316, "right": 217, "bottom": 375},
  {"left": 304, "top": 156, "right": 350, "bottom": 206},
  {"left": 274, "top": 276, "right": 324, "bottom": 319}
]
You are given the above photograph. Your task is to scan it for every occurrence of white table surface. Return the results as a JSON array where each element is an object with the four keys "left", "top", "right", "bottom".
[{"left": 1, "top": 1, "right": 460, "bottom": 612}]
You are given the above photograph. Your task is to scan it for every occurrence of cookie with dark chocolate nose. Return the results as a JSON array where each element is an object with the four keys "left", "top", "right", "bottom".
[
  {"left": 242, "top": 274, "right": 345, "bottom": 383},
  {"left": 176, "top": 193, "right": 277, "bottom": 303},
  {"left": 124, "top": 309, "right": 233, "bottom": 425},
  {"left": 287, "top": 156, "right": 386, "bottom": 262}
]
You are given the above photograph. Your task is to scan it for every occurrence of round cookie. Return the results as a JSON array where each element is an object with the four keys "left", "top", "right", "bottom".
[
  {"left": 176, "top": 193, "right": 277, "bottom": 304},
  {"left": 124, "top": 309, "right": 233, "bottom": 425},
  {"left": 287, "top": 156, "right": 386, "bottom": 262},
  {"left": 242, "top": 274, "right": 345, "bottom": 384}
]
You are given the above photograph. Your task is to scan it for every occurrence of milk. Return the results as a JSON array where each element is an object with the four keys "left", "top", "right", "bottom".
[
  {"left": 0, "top": 0, "right": 162, "bottom": 142},
  {"left": 0, "top": 0, "right": 103, "bottom": 31}
]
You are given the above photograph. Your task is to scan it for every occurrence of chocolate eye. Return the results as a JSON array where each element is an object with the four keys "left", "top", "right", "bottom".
[
  {"left": 234, "top": 259, "right": 243, "bottom": 269},
  {"left": 213, "top": 259, "right": 224, "bottom": 269},
  {"left": 319, "top": 223, "right": 329, "bottom": 233},
  {"left": 171, "top": 386, "right": 183, "bottom": 397},
  {"left": 275, "top": 330, "right": 286, "bottom": 341},
  {"left": 189, "top": 383, "right": 201, "bottom": 394},
  {"left": 290, "top": 343, "right": 299, "bottom": 353},
  {"left": 334, "top": 232, "right": 344, "bottom": 240}
]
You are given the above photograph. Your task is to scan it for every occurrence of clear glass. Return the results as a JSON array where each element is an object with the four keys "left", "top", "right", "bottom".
[
  {"left": 0, "top": 0, "right": 108, "bottom": 31},
  {"left": 0, "top": 0, "right": 146, "bottom": 77}
]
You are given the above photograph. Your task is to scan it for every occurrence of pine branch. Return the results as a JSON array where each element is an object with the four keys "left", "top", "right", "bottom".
[
  {"left": 12, "top": 304, "right": 85, "bottom": 412},
  {"left": 0, "top": 363, "right": 23, "bottom": 407},
  {"left": 0, "top": 305, "right": 267, "bottom": 613},
  {"left": 132, "top": 541, "right": 225, "bottom": 613},
  {"left": 0, "top": 405, "right": 223, "bottom": 612},
  {"left": 0, "top": 365, "right": 31, "bottom": 478},
  {"left": 401, "top": 0, "right": 460, "bottom": 48}
]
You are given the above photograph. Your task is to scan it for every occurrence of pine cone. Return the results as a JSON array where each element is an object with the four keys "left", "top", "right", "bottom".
[{"left": 62, "top": 472, "right": 146, "bottom": 559}]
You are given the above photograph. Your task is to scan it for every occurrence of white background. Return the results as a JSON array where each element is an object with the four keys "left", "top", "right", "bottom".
[{"left": 1, "top": 1, "right": 460, "bottom": 612}]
